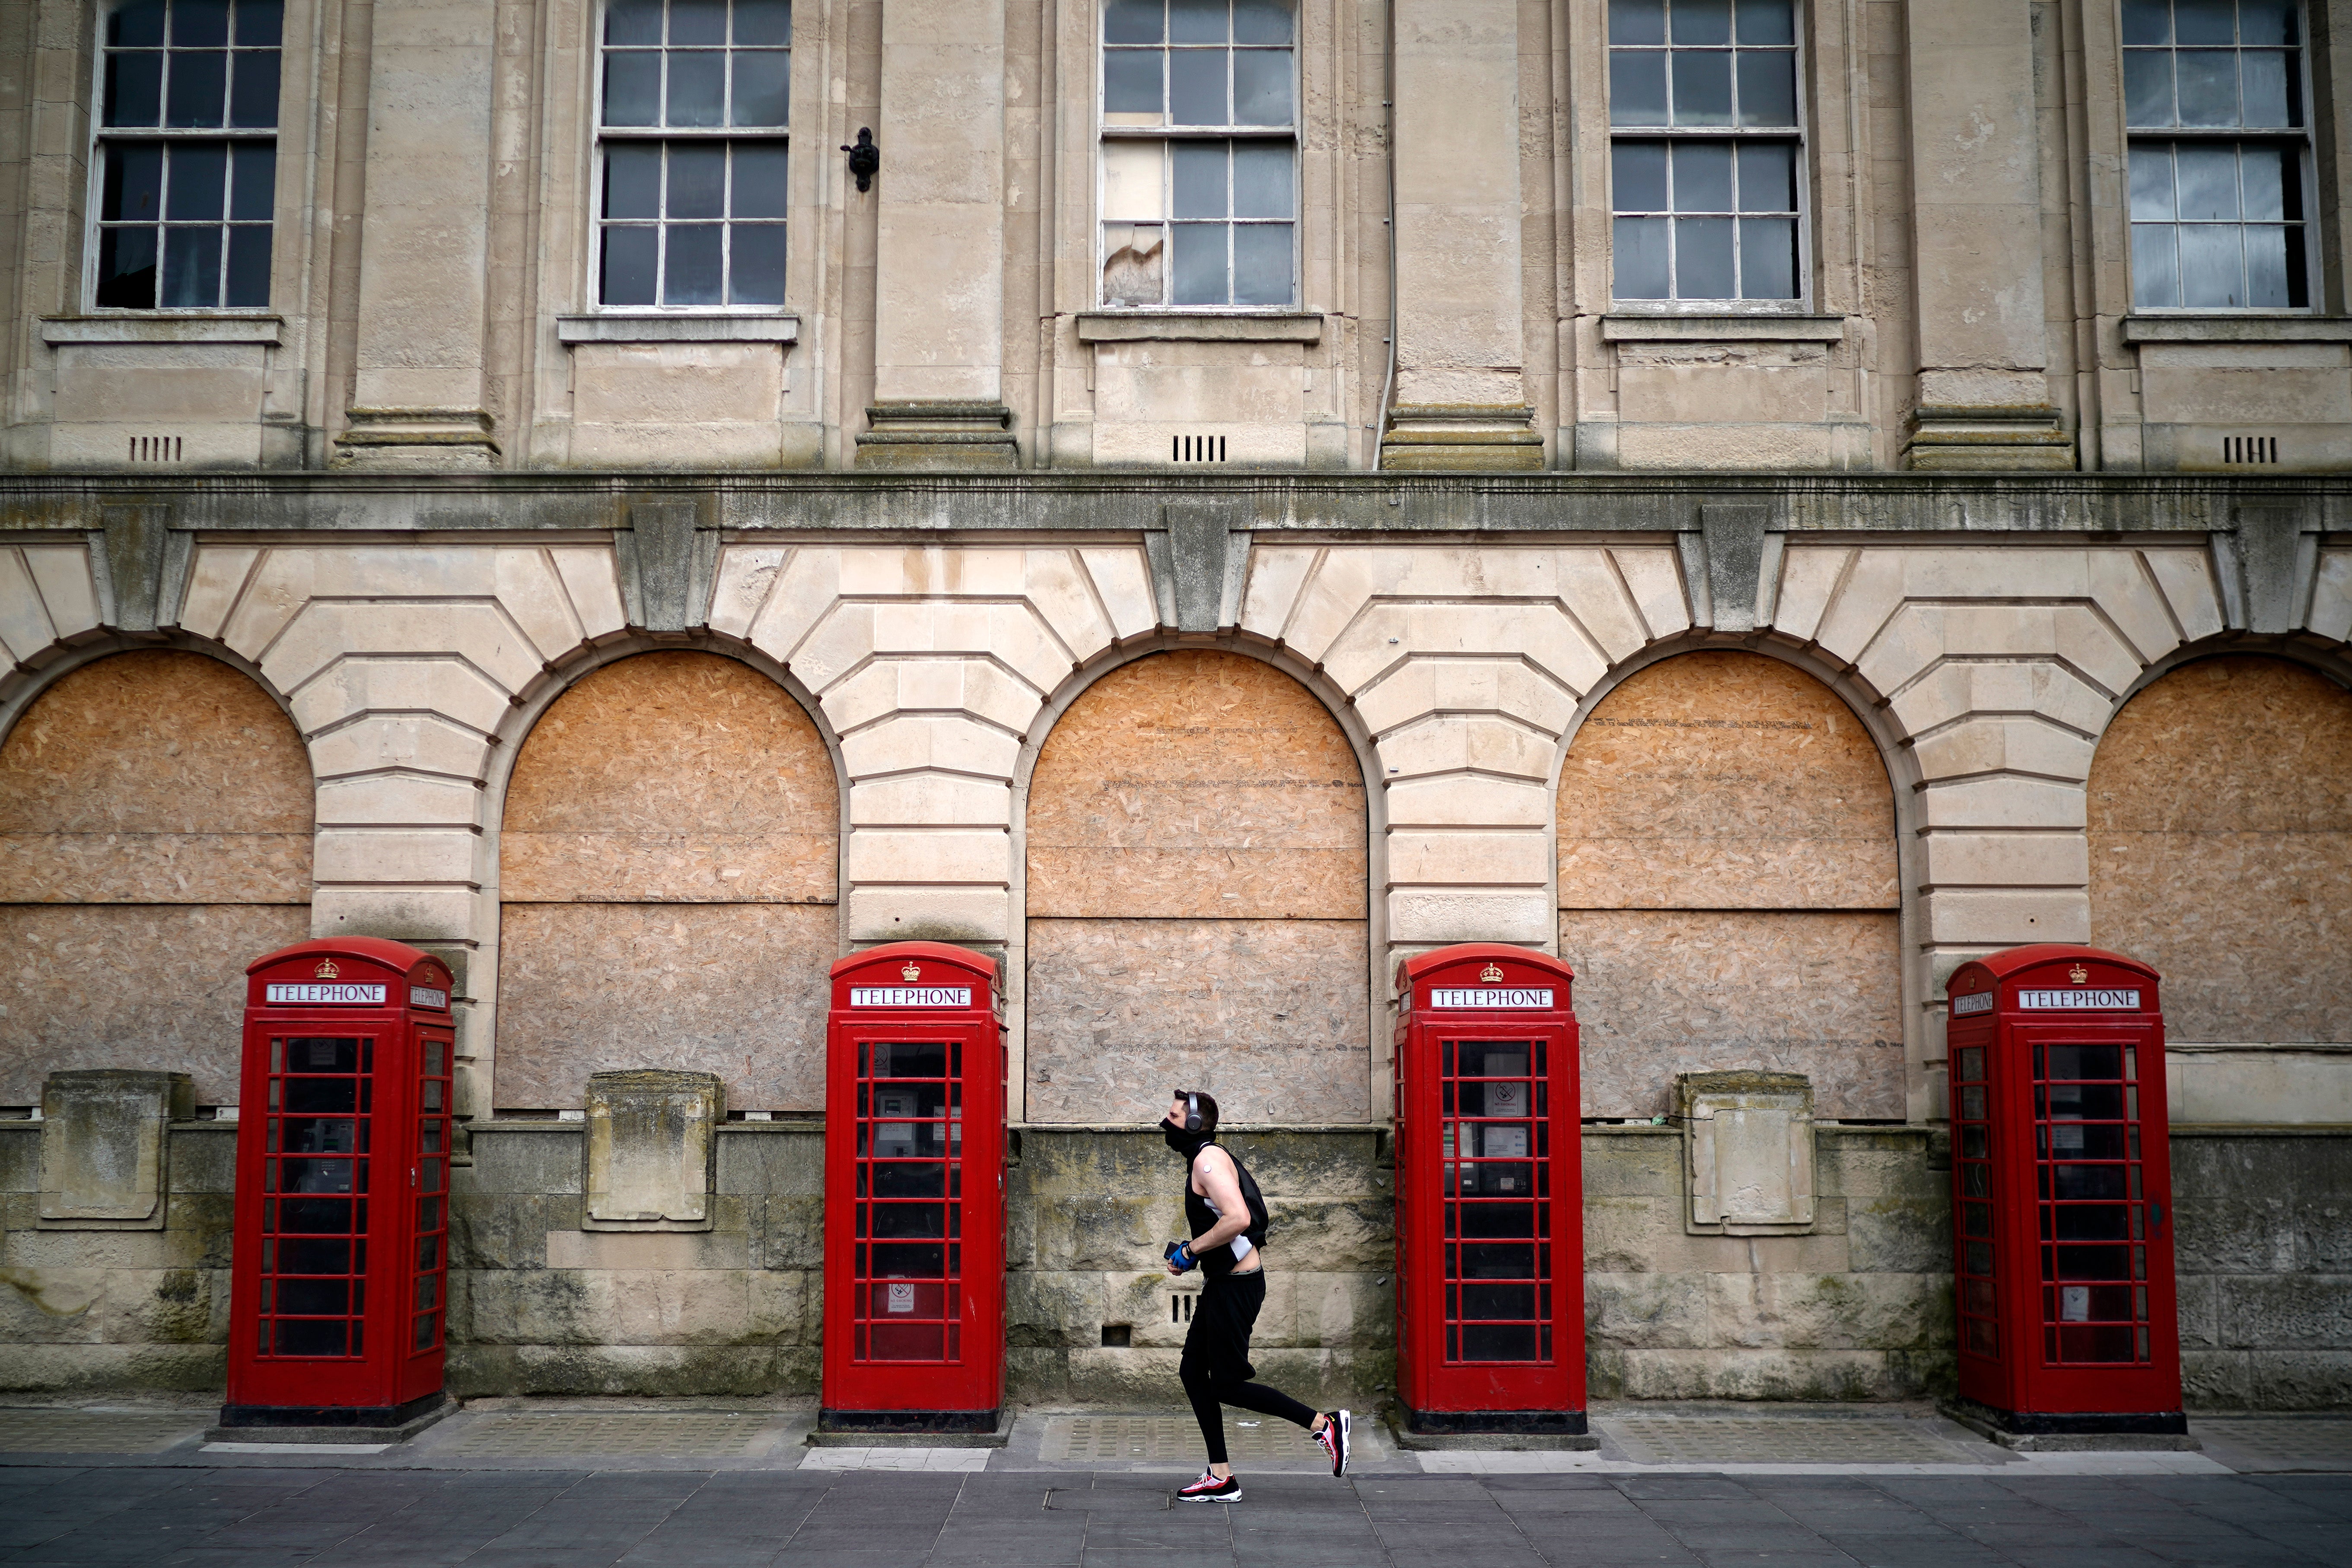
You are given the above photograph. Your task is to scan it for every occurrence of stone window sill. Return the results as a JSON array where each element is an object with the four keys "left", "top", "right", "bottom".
[
  {"left": 1602, "top": 314, "right": 1845, "bottom": 343},
  {"left": 557, "top": 312, "right": 799, "bottom": 344},
  {"left": 2121, "top": 314, "right": 2352, "bottom": 343},
  {"left": 42, "top": 314, "right": 283, "bottom": 346},
  {"left": 1074, "top": 311, "right": 1324, "bottom": 343}
]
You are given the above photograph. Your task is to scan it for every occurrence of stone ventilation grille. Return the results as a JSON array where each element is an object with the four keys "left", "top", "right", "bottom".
[
  {"left": 2222, "top": 436, "right": 2279, "bottom": 464},
  {"left": 127, "top": 436, "right": 182, "bottom": 462},
  {"left": 1172, "top": 435, "right": 1226, "bottom": 462}
]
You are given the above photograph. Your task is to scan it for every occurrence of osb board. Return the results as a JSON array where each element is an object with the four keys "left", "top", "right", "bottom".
[
  {"left": 1027, "top": 652, "right": 1365, "bottom": 920},
  {"left": 2088, "top": 655, "right": 2352, "bottom": 1044},
  {"left": 0, "top": 903, "right": 310, "bottom": 1104},
  {"left": 1558, "top": 652, "right": 1896, "bottom": 910},
  {"left": 0, "top": 651, "right": 312, "bottom": 903},
  {"left": 1558, "top": 909, "right": 1904, "bottom": 1120},
  {"left": 503, "top": 652, "right": 837, "bottom": 903},
  {"left": 495, "top": 901, "right": 835, "bottom": 1111},
  {"left": 1025, "top": 917, "right": 1370, "bottom": 1123}
]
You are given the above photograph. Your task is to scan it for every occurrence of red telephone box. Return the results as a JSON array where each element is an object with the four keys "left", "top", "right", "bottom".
[
  {"left": 223, "top": 938, "right": 455, "bottom": 1429},
  {"left": 1946, "top": 944, "right": 2183, "bottom": 1436},
  {"left": 1393, "top": 944, "right": 1585, "bottom": 1434},
  {"left": 820, "top": 942, "right": 1006, "bottom": 1432}
]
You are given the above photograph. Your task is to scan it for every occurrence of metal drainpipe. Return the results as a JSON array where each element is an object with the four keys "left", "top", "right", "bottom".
[{"left": 1374, "top": 0, "right": 1399, "bottom": 471}]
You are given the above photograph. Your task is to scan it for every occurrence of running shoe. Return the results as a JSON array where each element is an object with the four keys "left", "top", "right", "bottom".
[
  {"left": 1314, "top": 1409, "right": 1352, "bottom": 1476},
  {"left": 1177, "top": 1470, "right": 1243, "bottom": 1504}
]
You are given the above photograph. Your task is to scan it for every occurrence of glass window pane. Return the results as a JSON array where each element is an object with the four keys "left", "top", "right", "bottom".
[
  {"left": 105, "top": 53, "right": 164, "bottom": 127},
  {"left": 605, "top": 52, "right": 662, "bottom": 126},
  {"left": 2177, "top": 222, "right": 2244, "bottom": 306},
  {"left": 732, "top": 141, "right": 788, "bottom": 218},
  {"left": 607, "top": 0, "right": 662, "bottom": 45},
  {"left": 663, "top": 222, "right": 725, "bottom": 303},
  {"left": 732, "top": 49, "right": 789, "bottom": 126},
  {"left": 1676, "top": 214, "right": 1736, "bottom": 296},
  {"left": 1672, "top": 0, "right": 1731, "bottom": 45},
  {"left": 1735, "top": 48, "right": 1796, "bottom": 127},
  {"left": 230, "top": 48, "right": 280, "bottom": 127},
  {"left": 1737, "top": 141, "right": 1795, "bottom": 211},
  {"left": 1232, "top": 0, "right": 1292, "bottom": 46},
  {"left": 2240, "top": 0, "right": 2297, "bottom": 45},
  {"left": 1105, "top": 0, "right": 1162, "bottom": 45},
  {"left": 2240, "top": 146, "right": 2284, "bottom": 221},
  {"left": 1103, "top": 140, "right": 1165, "bottom": 220},
  {"left": 2244, "top": 223, "right": 2294, "bottom": 308},
  {"left": 2129, "top": 145, "right": 2175, "bottom": 219},
  {"left": 1614, "top": 214, "right": 1671, "bottom": 297},
  {"left": 223, "top": 225, "right": 270, "bottom": 306},
  {"left": 1613, "top": 140, "right": 1669, "bottom": 211},
  {"left": 167, "top": 48, "right": 228, "bottom": 127},
  {"left": 1233, "top": 48, "right": 1292, "bottom": 126},
  {"left": 2123, "top": 51, "right": 2174, "bottom": 125},
  {"left": 668, "top": 51, "right": 727, "bottom": 126},
  {"left": 668, "top": 142, "right": 726, "bottom": 216},
  {"left": 111, "top": 0, "right": 167, "bottom": 47},
  {"left": 1609, "top": 0, "right": 1666, "bottom": 46},
  {"left": 102, "top": 143, "right": 164, "bottom": 222},
  {"left": 2175, "top": 49, "right": 2240, "bottom": 126},
  {"left": 1739, "top": 214, "right": 1797, "bottom": 297},
  {"left": 1671, "top": 50, "right": 1733, "bottom": 126},
  {"left": 2241, "top": 50, "right": 2292, "bottom": 127},
  {"left": 239, "top": 0, "right": 283, "bottom": 40},
  {"left": 167, "top": 144, "right": 228, "bottom": 220},
  {"left": 2119, "top": 0, "right": 2170, "bottom": 46},
  {"left": 1172, "top": 140, "right": 1226, "bottom": 217},
  {"left": 1104, "top": 50, "right": 1163, "bottom": 116},
  {"left": 729, "top": 220, "right": 786, "bottom": 304},
  {"left": 1169, "top": 46, "right": 1226, "bottom": 124},
  {"left": 605, "top": 143, "right": 662, "bottom": 217},
  {"left": 1232, "top": 140, "right": 1292, "bottom": 217},
  {"left": 175, "top": 0, "right": 231, "bottom": 47},
  {"left": 1674, "top": 140, "right": 1735, "bottom": 212},
  {"left": 1170, "top": 0, "right": 1225, "bottom": 43},
  {"left": 2176, "top": 142, "right": 2238, "bottom": 219},
  {"left": 162, "top": 225, "right": 223, "bottom": 306},
  {"left": 229, "top": 143, "right": 274, "bottom": 219},
  {"left": 1610, "top": 51, "right": 1668, "bottom": 126},
  {"left": 96, "top": 226, "right": 159, "bottom": 309},
  {"left": 2173, "top": 0, "right": 2235, "bottom": 45},
  {"left": 735, "top": 0, "right": 791, "bottom": 46},
  {"left": 602, "top": 224, "right": 658, "bottom": 303},
  {"left": 1171, "top": 220, "right": 1226, "bottom": 303},
  {"left": 1232, "top": 221, "right": 1291, "bottom": 305},
  {"left": 1735, "top": 0, "right": 1794, "bottom": 45},
  {"left": 1102, "top": 222, "right": 1165, "bottom": 304},
  {"left": 672, "top": 0, "right": 727, "bottom": 45}
]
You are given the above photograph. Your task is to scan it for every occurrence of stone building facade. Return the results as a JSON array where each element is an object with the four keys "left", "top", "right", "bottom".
[{"left": 0, "top": 0, "right": 2349, "bottom": 1410}]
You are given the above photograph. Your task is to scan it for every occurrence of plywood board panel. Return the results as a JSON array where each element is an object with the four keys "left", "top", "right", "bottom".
[
  {"left": 0, "top": 652, "right": 312, "bottom": 903},
  {"left": 495, "top": 901, "right": 836, "bottom": 1111},
  {"left": 1558, "top": 909, "right": 1905, "bottom": 1120},
  {"left": 0, "top": 903, "right": 311, "bottom": 1104},
  {"left": 503, "top": 652, "right": 837, "bottom": 903},
  {"left": 1025, "top": 917, "right": 1370, "bottom": 1124},
  {"left": 2088, "top": 655, "right": 2352, "bottom": 1044},
  {"left": 1558, "top": 652, "right": 1897, "bottom": 911},
  {"left": 1027, "top": 652, "right": 1365, "bottom": 920}
]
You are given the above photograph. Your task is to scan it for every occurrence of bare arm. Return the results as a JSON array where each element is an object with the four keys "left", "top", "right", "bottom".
[{"left": 1190, "top": 1147, "right": 1251, "bottom": 1253}]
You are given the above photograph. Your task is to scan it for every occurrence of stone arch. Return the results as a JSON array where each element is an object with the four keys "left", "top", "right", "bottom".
[
  {"left": 1022, "top": 648, "right": 1370, "bottom": 1123},
  {"left": 494, "top": 649, "right": 841, "bottom": 1113},
  {"left": 2088, "top": 653, "right": 2352, "bottom": 1047},
  {"left": 1556, "top": 648, "right": 1903, "bottom": 1119},
  {"left": 0, "top": 649, "right": 313, "bottom": 1107}
]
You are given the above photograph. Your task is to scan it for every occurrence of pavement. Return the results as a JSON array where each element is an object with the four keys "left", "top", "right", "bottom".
[{"left": 2, "top": 1401, "right": 2348, "bottom": 1566}]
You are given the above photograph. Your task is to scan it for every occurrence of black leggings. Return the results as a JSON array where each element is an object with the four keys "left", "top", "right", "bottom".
[{"left": 1178, "top": 1269, "right": 1319, "bottom": 1465}]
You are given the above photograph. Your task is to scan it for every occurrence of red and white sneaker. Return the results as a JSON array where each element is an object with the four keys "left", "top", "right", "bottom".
[
  {"left": 1177, "top": 1470, "right": 1243, "bottom": 1504},
  {"left": 1314, "top": 1409, "right": 1352, "bottom": 1476}
]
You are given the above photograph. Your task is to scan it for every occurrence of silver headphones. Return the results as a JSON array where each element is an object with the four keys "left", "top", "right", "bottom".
[{"left": 1184, "top": 1091, "right": 1202, "bottom": 1132}]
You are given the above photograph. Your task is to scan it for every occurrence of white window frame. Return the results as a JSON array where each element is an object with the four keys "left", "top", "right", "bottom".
[
  {"left": 84, "top": 0, "right": 281, "bottom": 314},
  {"left": 591, "top": 0, "right": 792, "bottom": 314},
  {"left": 1095, "top": 0, "right": 1302, "bottom": 312},
  {"left": 2120, "top": 0, "right": 2320, "bottom": 314},
  {"left": 1604, "top": 0, "right": 1813, "bottom": 315}
]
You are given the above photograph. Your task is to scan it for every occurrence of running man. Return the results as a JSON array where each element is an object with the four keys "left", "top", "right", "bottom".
[{"left": 1158, "top": 1088, "right": 1351, "bottom": 1502}]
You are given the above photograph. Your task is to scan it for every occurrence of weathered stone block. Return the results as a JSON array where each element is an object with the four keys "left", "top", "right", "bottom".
[
  {"left": 1587, "top": 1270, "right": 1709, "bottom": 1349},
  {"left": 1845, "top": 1199, "right": 1951, "bottom": 1274},
  {"left": 754, "top": 1196, "right": 826, "bottom": 1271},
  {"left": 716, "top": 1128, "right": 823, "bottom": 1196},
  {"left": 0, "top": 1126, "right": 38, "bottom": 1192},
  {"left": 2215, "top": 1275, "right": 2352, "bottom": 1352},
  {"left": 584, "top": 1070, "right": 723, "bottom": 1230},
  {"left": 468, "top": 1125, "right": 586, "bottom": 1195},
  {"left": 165, "top": 1126, "right": 237, "bottom": 1193},
  {"left": 38, "top": 1071, "right": 194, "bottom": 1228},
  {"left": 1582, "top": 1132, "right": 1682, "bottom": 1198},
  {"left": 1679, "top": 1071, "right": 1816, "bottom": 1235},
  {"left": 2247, "top": 1352, "right": 2352, "bottom": 1410}
]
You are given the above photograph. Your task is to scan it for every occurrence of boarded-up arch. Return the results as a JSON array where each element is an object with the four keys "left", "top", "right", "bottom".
[
  {"left": 1025, "top": 650, "right": 1368, "bottom": 1122},
  {"left": 0, "top": 650, "right": 313, "bottom": 1105},
  {"left": 496, "top": 651, "right": 839, "bottom": 1111},
  {"left": 1557, "top": 650, "right": 1902, "bottom": 1118},
  {"left": 2088, "top": 655, "right": 2352, "bottom": 1044}
]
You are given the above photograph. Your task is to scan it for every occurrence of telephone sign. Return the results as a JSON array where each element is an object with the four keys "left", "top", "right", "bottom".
[{"left": 1945, "top": 944, "right": 2185, "bottom": 1437}]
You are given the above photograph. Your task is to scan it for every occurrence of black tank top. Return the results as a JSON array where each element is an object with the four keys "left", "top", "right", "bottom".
[{"left": 1182, "top": 1147, "right": 1260, "bottom": 1279}]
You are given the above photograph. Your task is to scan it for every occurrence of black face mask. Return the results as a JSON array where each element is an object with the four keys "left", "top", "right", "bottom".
[{"left": 1160, "top": 1117, "right": 1212, "bottom": 1160}]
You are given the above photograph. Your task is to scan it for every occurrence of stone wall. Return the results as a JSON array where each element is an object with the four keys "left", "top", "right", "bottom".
[{"left": 2175, "top": 1129, "right": 2352, "bottom": 1412}]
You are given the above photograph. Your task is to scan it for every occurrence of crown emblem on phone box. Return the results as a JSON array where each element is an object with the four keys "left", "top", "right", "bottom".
[
  {"left": 2069, "top": 964, "right": 2089, "bottom": 985},
  {"left": 314, "top": 959, "right": 340, "bottom": 980},
  {"left": 902, "top": 962, "right": 922, "bottom": 982},
  {"left": 1478, "top": 962, "right": 1505, "bottom": 984}
]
